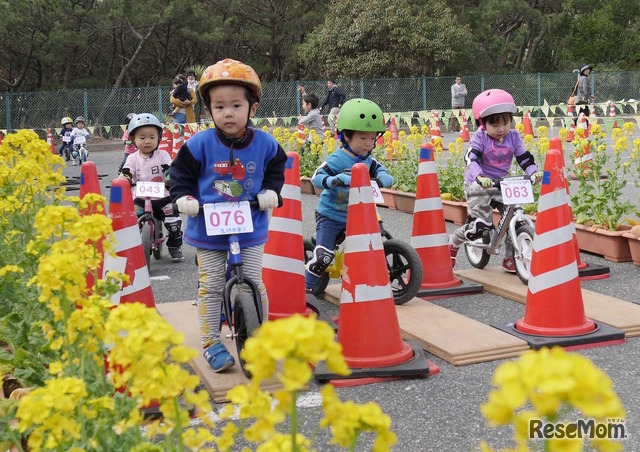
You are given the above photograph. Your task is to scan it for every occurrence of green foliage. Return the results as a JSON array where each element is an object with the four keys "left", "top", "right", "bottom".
[
  {"left": 436, "top": 139, "right": 466, "bottom": 201},
  {"left": 387, "top": 149, "right": 419, "bottom": 193}
]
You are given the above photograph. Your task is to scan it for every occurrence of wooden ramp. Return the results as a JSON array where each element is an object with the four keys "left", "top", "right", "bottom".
[
  {"left": 157, "top": 301, "right": 284, "bottom": 403},
  {"left": 456, "top": 267, "right": 640, "bottom": 337},
  {"left": 323, "top": 285, "right": 529, "bottom": 365}
]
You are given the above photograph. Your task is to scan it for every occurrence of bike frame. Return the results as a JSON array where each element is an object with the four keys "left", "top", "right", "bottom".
[
  {"left": 137, "top": 198, "right": 166, "bottom": 254},
  {"left": 467, "top": 203, "right": 535, "bottom": 256}
]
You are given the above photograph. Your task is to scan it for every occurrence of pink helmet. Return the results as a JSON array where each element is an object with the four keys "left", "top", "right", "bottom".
[{"left": 472, "top": 89, "right": 517, "bottom": 127}]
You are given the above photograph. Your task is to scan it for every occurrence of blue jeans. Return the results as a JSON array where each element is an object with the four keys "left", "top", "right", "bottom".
[
  {"left": 173, "top": 113, "right": 187, "bottom": 124},
  {"left": 305, "top": 213, "right": 346, "bottom": 288}
]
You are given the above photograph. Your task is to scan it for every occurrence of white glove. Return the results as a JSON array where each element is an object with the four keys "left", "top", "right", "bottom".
[
  {"left": 257, "top": 189, "right": 279, "bottom": 210},
  {"left": 176, "top": 195, "right": 199, "bottom": 218}
]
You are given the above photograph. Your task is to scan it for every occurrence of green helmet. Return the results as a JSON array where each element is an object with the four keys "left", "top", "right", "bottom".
[
  {"left": 336, "top": 98, "right": 385, "bottom": 133},
  {"left": 61, "top": 117, "right": 73, "bottom": 126}
]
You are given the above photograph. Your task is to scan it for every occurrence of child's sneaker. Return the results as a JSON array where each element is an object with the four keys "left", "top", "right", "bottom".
[
  {"left": 502, "top": 257, "right": 516, "bottom": 273},
  {"left": 449, "top": 243, "right": 459, "bottom": 268},
  {"left": 168, "top": 247, "right": 184, "bottom": 262},
  {"left": 72, "top": 161, "right": 77, "bottom": 166},
  {"left": 203, "top": 342, "right": 235, "bottom": 372}
]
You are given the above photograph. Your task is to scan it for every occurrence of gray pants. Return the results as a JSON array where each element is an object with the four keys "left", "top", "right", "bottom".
[
  {"left": 450, "top": 182, "right": 513, "bottom": 257},
  {"left": 328, "top": 107, "right": 341, "bottom": 133}
]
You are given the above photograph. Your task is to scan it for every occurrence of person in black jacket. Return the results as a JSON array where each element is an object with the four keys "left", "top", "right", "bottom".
[{"left": 319, "top": 80, "right": 346, "bottom": 134}]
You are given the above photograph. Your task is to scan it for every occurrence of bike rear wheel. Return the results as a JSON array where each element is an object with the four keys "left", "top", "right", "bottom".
[
  {"left": 233, "top": 291, "right": 261, "bottom": 378},
  {"left": 140, "top": 223, "right": 152, "bottom": 271},
  {"left": 383, "top": 239, "right": 423, "bottom": 305},
  {"left": 303, "top": 238, "right": 330, "bottom": 297},
  {"left": 514, "top": 224, "right": 535, "bottom": 285}
]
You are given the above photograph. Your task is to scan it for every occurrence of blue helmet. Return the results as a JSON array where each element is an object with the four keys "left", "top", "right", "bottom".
[{"left": 128, "top": 113, "right": 163, "bottom": 137}]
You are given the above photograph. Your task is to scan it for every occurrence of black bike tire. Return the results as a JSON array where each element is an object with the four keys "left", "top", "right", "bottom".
[
  {"left": 514, "top": 224, "right": 535, "bottom": 285},
  {"left": 303, "top": 239, "right": 330, "bottom": 297},
  {"left": 383, "top": 239, "right": 423, "bottom": 305},
  {"left": 140, "top": 223, "right": 152, "bottom": 271},
  {"left": 233, "top": 291, "right": 261, "bottom": 378},
  {"left": 153, "top": 240, "right": 162, "bottom": 260}
]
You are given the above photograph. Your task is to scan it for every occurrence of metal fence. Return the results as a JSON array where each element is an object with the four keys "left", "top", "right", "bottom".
[{"left": 2, "top": 71, "right": 640, "bottom": 133}]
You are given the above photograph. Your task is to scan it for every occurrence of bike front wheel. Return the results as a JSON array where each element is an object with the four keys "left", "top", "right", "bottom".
[
  {"left": 383, "top": 239, "right": 423, "bottom": 305},
  {"left": 513, "top": 224, "right": 535, "bottom": 285},
  {"left": 465, "top": 238, "right": 490, "bottom": 269},
  {"left": 233, "top": 291, "right": 261, "bottom": 378},
  {"left": 140, "top": 223, "right": 152, "bottom": 271}
]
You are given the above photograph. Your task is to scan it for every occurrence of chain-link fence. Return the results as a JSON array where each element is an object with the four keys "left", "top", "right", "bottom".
[{"left": 2, "top": 71, "right": 640, "bottom": 133}]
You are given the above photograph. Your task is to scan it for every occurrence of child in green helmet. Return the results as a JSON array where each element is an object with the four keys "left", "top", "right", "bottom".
[{"left": 305, "top": 98, "right": 393, "bottom": 292}]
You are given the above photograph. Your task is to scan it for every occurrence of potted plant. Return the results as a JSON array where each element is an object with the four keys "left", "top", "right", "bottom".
[
  {"left": 386, "top": 142, "right": 418, "bottom": 213},
  {"left": 622, "top": 134, "right": 640, "bottom": 265},
  {"left": 568, "top": 123, "right": 635, "bottom": 262}
]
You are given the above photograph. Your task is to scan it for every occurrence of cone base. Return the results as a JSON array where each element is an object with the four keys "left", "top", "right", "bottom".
[
  {"left": 417, "top": 278, "right": 483, "bottom": 299},
  {"left": 419, "top": 276, "right": 461, "bottom": 291},
  {"left": 343, "top": 341, "right": 414, "bottom": 368},
  {"left": 494, "top": 321, "right": 625, "bottom": 350},
  {"left": 578, "top": 262, "right": 610, "bottom": 281},
  {"left": 515, "top": 317, "right": 596, "bottom": 336},
  {"left": 314, "top": 341, "right": 436, "bottom": 382},
  {"left": 328, "top": 360, "right": 441, "bottom": 388},
  {"left": 268, "top": 306, "right": 314, "bottom": 321}
]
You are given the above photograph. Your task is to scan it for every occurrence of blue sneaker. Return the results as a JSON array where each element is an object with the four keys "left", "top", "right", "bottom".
[{"left": 203, "top": 342, "right": 235, "bottom": 372}]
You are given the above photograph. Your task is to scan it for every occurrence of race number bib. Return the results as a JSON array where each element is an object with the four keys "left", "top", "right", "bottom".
[
  {"left": 203, "top": 201, "right": 254, "bottom": 236},
  {"left": 74, "top": 135, "right": 86, "bottom": 144},
  {"left": 135, "top": 181, "right": 165, "bottom": 199},
  {"left": 371, "top": 181, "right": 385, "bottom": 204},
  {"left": 62, "top": 135, "right": 71, "bottom": 143},
  {"left": 500, "top": 177, "right": 534, "bottom": 205}
]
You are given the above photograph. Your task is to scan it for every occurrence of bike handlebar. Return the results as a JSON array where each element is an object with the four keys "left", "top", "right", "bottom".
[{"left": 196, "top": 194, "right": 284, "bottom": 212}]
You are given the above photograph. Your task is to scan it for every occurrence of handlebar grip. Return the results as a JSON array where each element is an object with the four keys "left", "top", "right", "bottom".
[{"left": 195, "top": 194, "right": 283, "bottom": 213}]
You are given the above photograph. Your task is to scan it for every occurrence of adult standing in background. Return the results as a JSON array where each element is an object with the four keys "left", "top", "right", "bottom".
[
  {"left": 186, "top": 69, "right": 205, "bottom": 123},
  {"left": 319, "top": 79, "right": 346, "bottom": 134},
  {"left": 449, "top": 75, "right": 467, "bottom": 132},
  {"left": 170, "top": 73, "right": 197, "bottom": 124},
  {"left": 575, "top": 64, "right": 593, "bottom": 126}
]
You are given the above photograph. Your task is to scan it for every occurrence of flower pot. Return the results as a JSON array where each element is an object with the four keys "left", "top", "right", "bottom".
[
  {"left": 394, "top": 191, "right": 416, "bottom": 214},
  {"left": 622, "top": 231, "right": 640, "bottom": 267},
  {"left": 573, "top": 223, "right": 632, "bottom": 263},
  {"left": 380, "top": 188, "right": 397, "bottom": 210},
  {"left": 299, "top": 177, "right": 314, "bottom": 195},
  {"left": 441, "top": 199, "right": 468, "bottom": 225}
]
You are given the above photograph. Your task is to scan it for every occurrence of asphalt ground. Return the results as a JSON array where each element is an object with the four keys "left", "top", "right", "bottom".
[{"left": 62, "top": 136, "right": 640, "bottom": 451}]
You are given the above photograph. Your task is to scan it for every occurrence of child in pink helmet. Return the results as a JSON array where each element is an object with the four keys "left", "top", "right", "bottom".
[{"left": 448, "top": 89, "right": 543, "bottom": 273}]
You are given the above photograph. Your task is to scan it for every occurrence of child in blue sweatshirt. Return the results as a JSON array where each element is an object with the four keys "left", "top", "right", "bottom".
[{"left": 305, "top": 98, "right": 393, "bottom": 291}]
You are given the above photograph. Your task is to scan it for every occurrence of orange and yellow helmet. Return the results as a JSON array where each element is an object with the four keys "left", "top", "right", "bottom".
[{"left": 198, "top": 58, "right": 262, "bottom": 103}]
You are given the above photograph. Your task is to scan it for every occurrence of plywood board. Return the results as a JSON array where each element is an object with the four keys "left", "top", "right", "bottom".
[
  {"left": 156, "top": 301, "right": 283, "bottom": 403},
  {"left": 323, "top": 285, "right": 529, "bottom": 366},
  {"left": 455, "top": 267, "right": 640, "bottom": 337}
]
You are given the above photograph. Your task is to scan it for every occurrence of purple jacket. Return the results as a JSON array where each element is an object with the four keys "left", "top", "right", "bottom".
[{"left": 464, "top": 129, "right": 537, "bottom": 184}]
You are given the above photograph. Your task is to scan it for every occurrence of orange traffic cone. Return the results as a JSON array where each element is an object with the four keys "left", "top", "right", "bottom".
[
  {"left": 609, "top": 101, "right": 616, "bottom": 117},
  {"left": 411, "top": 143, "right": 482, "bottom": 298},
  {"left": 264, "top": 152, "right": 315, "bottom": 320},
  {"left": 158, "top": 127, "right": 170, "bottom": 156},
  {"left": 333, "top": 114, "right": 339, "bottom": 139},
  {"left": 79, "top": 161, "right": 106, "bottom": 293},
  {"left": 297, "top": 121, "right": 305, "bottom": 145},
  {"left": 171, "top": 123, "right": 182, "bottom": 159},
  {"left": 496, "top": 148, "right": 624, "bottom": 349},
  {"left": 315, "top": 162, "right": 438, "bottom": 385},
  {"left": 613, "top": 121, "right": 620, "bottom": 131},
  {"left": 459, "top": 110, "right": 470, "bottom": 142},
  {"left": 567, "top": 104, "right": 574, "bottom": 116},
  {"left": 47, "top": 128, "right": 55, "bottom": 154},
  {"left": 429, "top": 111, "right": 441, "bottom": 138},
  {"left": 566, "top": 119, "right": 575, "bottom": 142},
  {"left": 523, "top": 111, "right": 534, "bottom": 137},
  {"left": 389, "top": 116, "right": 399, "bottom": 143},
  {"left": 577, "top": 112, "right": 589, "bottom": 138},
  {"left": 108, "top": 178, "right": 155, "bottom": 308},
  {"left": 320, "top": 116, "right": 326, "bottom": 138},
  {"left": 549, "top": 138, "right": 609, "bottom": 281},
  {"left": 587, "top": 109, "right": 597, "bottom": 134},
  {"left": 183, "top": 123, "right": 192, "bottom": 143}
]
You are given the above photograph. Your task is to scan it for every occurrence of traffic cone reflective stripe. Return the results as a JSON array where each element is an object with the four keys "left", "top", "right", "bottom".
[
  {"left": 183, "top": 124, "right": 192, "bottom": 142},
  {"left": 263, "top": 153, "right": 313, "bottom": 319},
  {"left": 389, "top": 117, "right": 399, "bottom": 143},
  {"left": 609, "top": 101, "right": 616, "bottom": 117},
  {"left": 108, "top": 178, "right": 155, "bottom": 308},
  {"left": 171, "top": 123, "right": 182, "bottom": 159},
  {"left": 566, "top": 120, "right": 575, "bottom": 142},
  {"left": 158, "top": 128, "right": 170, "bottom": 155},
  {"left": 459, "top": 111, "right": 470, "bottom": 141},
  {"left": 333, "top": 114, "right": 339, "bottom": 139}
]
